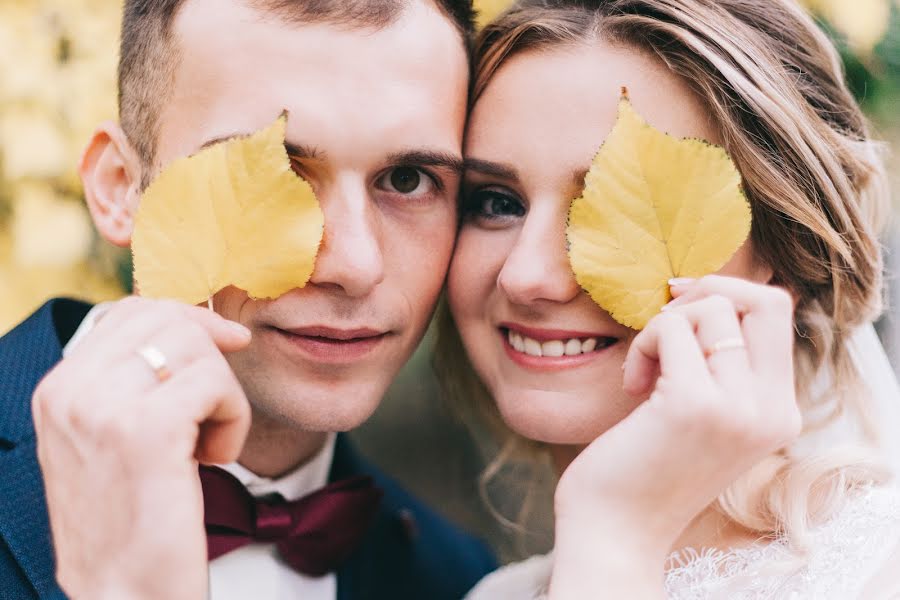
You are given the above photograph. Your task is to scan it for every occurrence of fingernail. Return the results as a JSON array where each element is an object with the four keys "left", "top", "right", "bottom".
[
  {"left": 227, "top": 321, "right": 252, "bottom": 338},
  {"left": 668, "top": 277, "right": 695, "bottom": 287}
]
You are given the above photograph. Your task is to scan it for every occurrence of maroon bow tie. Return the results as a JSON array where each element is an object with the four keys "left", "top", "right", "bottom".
[{"left": 200, "top": 465, "right": 383, "bottom": 576}]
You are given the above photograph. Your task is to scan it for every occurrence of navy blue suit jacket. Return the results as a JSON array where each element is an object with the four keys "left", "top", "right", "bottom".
[{"left": 0, "top": 299, "right": 496, "bottom": 600}]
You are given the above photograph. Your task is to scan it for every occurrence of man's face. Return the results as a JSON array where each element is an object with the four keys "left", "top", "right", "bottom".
[{"left": 149, "top": 0, "right": 468, "bottom": 431}]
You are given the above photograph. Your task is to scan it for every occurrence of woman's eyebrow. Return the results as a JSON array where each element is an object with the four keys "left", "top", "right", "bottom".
[{"left": 463, "top": 158, "right": 518, "bottom": 180}]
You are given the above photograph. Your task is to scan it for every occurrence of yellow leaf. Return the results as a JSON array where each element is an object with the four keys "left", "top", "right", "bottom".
[
  {"left": 131, "top": 115, "right": 324, "bottom": 305},
  {"left": 474, "top": 0, "right": 515, "bottom": 29},
  {"left": 567, "top": 93, "right": 751, "bottom": 330}
]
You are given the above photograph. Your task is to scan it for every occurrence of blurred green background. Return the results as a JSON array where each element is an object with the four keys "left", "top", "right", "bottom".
[{"left": 1, "top": 0, "right": 898, "bottom": 560}]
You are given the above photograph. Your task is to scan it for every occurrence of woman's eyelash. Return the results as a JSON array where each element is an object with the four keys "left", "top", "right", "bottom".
[{"left": 462, "top": 188, "right": 526, "bottom": 220}]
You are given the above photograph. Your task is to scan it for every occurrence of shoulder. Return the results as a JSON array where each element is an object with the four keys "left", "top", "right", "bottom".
[
  {"left": 666, "top": 484, "right": 900, "bottom": 599},
  {"left": 332, "top": 435, "right": 497, "bottom": 599},
  {"left": 464, "top": 553, "right": 552, "bottom": 600},
  {"left": 382, "top": 464, "right": 495, "bottom": 568},
  {"left": 0, "top": 299, "right": 91, "bottom": 445}
]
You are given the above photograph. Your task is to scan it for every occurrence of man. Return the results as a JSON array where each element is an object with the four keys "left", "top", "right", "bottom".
[{"left": 0, "top": 1, "right": 495, "bottom": 598}]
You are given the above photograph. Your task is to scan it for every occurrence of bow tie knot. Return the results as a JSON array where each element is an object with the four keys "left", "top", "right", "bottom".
[
  {"left": 200, "top": 465, "right": 383, "bottom": 576},
  {"left": 255, "top": 500, "right": 295, "bottom": 541}
]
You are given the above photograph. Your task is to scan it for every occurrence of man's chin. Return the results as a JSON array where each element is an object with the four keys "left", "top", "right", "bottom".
[{"left": 245, "top": 380, "right": 390, "bottom": 434}]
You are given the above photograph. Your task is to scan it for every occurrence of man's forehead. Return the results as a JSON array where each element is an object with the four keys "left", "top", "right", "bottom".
[{"left": 157, "top": 0, "right": 468, "bottom": 166}]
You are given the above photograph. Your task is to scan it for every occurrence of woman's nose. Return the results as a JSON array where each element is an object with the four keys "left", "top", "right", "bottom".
[{"left": 497, "top": 201, "right": 581, "bottom": 306}]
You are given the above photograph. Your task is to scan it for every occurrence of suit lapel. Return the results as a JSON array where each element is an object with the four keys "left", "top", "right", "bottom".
[
  {"left": 331, "top": 435, "right": 411, "bottom": 600},
  {"left": 0, "top": 299, "right": 91, "bottom": 598}
]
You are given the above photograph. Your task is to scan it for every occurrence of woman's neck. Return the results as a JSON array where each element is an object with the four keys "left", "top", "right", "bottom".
[{"left": 549, "top": 444, "right": 761, "bottom": 557}]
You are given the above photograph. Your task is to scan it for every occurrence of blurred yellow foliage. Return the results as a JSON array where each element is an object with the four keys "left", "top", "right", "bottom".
[
  {"left": 802, "top": 0, "right": 898, "bottom": 53},
  {"left": 0, "top": 0, "right": 125, "bottom": 334}
]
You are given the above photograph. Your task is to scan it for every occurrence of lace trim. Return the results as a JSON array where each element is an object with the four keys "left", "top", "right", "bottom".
[
  {"left": 466, "top": 486, "right": 900, "bottom": 600},
  {"left": 665, "top": 485, "right": 900, "bottom": 599}
]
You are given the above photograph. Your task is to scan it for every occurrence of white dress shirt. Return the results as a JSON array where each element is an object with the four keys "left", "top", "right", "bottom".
[
  {"left": 209, "top": 435, "right": 338, "bottom": 600},
  {"left": 63, "top": 304, "right": 339, "bottom": 600}
]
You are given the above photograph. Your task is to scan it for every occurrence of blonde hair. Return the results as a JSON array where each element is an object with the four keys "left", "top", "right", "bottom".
[{"left": 436, "top": 0, "right": 893, "bottom": 553}]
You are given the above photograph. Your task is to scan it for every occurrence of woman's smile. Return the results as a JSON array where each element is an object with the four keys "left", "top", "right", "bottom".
[{"left": 498, "top": 323, "right": 623, "bottom": 371}]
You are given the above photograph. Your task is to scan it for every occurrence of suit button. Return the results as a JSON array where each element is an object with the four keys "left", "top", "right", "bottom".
[{"left": 397, "top": 508, "right": 419, "bottom": 542}]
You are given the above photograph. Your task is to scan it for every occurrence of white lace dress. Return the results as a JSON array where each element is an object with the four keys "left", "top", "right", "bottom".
[{"left": 466, "top": 485, "right": 900, "bottom": 599}]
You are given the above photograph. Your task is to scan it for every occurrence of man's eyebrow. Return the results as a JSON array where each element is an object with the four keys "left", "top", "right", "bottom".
[
  {"left": 573, "top": 168, "right": 589, "bottom": 187},
  {"left": 199, "top": 134, "right": 323, "bottom": 160},
  {"left": 284, "top": 142, "right": 324, "bottom": 160},
  {"left": 387, "top": 150, "right": 465, "bottom": 174},
  {"left": 463, "top": 158, "right": 518, "bottom": 180}
]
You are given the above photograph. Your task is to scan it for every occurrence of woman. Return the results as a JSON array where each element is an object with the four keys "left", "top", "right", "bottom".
[{"left": 437, "top": 0, "right": 900, "bottom": 597}]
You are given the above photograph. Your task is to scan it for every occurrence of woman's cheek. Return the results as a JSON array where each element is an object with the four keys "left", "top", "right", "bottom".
[{"left": 449, "top": 227, "right": 508, "bottom": 318}]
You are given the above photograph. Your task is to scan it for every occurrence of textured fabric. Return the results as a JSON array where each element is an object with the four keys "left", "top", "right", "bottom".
[
  {"left": 202, "top": 466, "right": 383, "bottom": 575},
  {"left": 331, "top": 434, "right": 498, "bottom": 600},
  {"left": 0, "top": 299, "right": 89, "bottom": 600},
  {"left": 465, "top": 485, "right": 900, "bottom": 600},
  {"left": 0, "top": 299, "right": 498, "bottom": 600}
]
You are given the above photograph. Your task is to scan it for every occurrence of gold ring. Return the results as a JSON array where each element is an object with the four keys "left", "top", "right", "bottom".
[
  {"left": 703, "top": 337, "right": 746, "bottom": 359},
  {"left": 136, "top": 345, "right": 171, "bottom": 382}
]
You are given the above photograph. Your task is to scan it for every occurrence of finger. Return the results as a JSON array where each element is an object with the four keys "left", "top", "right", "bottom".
[
  {"left": 667, "top": 275, "right": 794, "bottom": 379},
  {"left": 623, "top": 311, "right": 711, "bottom": 398},
  {"left": 661, "top": 294, "right": 751, "bottom": 385},
  {"left": 145, "top": 356, "right": 250, "bottom": 464},
  {"left": 91, "top": 297, "right": 251, "bottom": 355}
]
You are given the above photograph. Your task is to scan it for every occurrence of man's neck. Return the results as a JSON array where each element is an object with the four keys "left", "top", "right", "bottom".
[{"left": 237, "top": 409, "right": 329, "bottom": 479}]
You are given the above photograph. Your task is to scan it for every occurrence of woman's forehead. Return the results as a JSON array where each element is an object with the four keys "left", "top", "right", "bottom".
[{"left": 465, "top": 42, "right": 722, "bottom": 165}]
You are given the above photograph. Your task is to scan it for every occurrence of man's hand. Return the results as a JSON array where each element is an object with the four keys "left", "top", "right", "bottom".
[{"left": 32, "top": 297, "right": 252, "bottom": 600}]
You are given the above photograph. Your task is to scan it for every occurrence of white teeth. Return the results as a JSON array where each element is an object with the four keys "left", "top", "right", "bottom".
[
  {"left": 542, "top": 340, "right": 565, "bottom": 357},
  {"left": 510, "top": 331, "right": 525, "bottom": 352},
  {"left": 507, "top": 330, "right": 610, "bottom": 358},
  {"left": 513, "top": 333, "right": 525, "bottom": 352},
  {"left": 565, "top": 339, "right": 582, "bottom": 356},
  {"left": 523, "top": 337, "right": 543, "bottom": 357}
]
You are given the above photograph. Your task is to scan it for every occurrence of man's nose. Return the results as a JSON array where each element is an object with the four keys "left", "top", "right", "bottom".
[
  {"left": 309, "top": 178, "right": 385, "bottom": 298},
  {"left": 497, "top": 201, "right": 581, "bottom": 307}
]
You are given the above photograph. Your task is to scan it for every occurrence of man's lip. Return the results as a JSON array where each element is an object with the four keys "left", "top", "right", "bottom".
[
  {"left": 276, "top": 326, "right": 388, "bottom": 341},
  {"left": 498, "top": 322, "right": 621, "bottom": 343}
]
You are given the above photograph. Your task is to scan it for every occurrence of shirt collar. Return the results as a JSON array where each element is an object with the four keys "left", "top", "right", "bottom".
[
  {"left": 62, "top": 301, "right": 114, "bottom": 356},
  {"left": 218, "top": 434, "right": 337, "bottom": 501}
]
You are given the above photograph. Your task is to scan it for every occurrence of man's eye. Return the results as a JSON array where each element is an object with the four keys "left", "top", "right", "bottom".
[
  {"left": 377, "top": 167, "right": 435, "bottom": 196},
  {"left": 464, "top": 189, "right": 526, "bottom": 221}
]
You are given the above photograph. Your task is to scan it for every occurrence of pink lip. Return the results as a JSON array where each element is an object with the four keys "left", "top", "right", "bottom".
[
  {"left": 281, "top": 325, "right": 386, "bottom": 340},
  {"left": 269, "top": 325, "right": 390, "bottom": 364},
  {"left": 498, "top": 322, "right": 619, "bottom": 343}
]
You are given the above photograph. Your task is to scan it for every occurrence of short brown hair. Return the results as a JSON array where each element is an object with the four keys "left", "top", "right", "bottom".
[{"left": 118, "top": 0, "right": 475, "bottom": 173}]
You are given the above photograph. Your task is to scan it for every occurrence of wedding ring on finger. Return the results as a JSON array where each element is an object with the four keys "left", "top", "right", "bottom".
[
  {"left": 136, "top": 345, "right": 172, "bottom": 383},
  {"left": 703, "top": 337, "right": 746, "bottom": 359}
]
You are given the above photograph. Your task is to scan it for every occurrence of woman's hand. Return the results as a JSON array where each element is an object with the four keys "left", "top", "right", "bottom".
[{"left": 549, "top": 275, "right": 802, "bottom": 599}]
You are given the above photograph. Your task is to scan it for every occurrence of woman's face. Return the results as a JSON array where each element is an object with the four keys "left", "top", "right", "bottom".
[{"left": 449, "top": 42, "right": 766, "bottom": 445}]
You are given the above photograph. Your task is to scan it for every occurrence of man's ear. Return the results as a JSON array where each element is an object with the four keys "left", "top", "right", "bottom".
[{"left": 79, "top": 122, "right": 144, "bottom": 248}]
